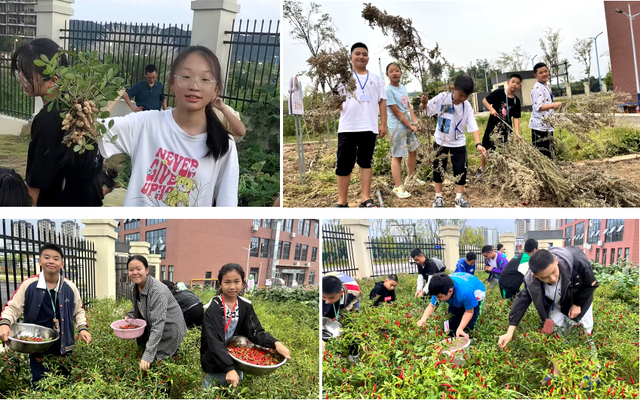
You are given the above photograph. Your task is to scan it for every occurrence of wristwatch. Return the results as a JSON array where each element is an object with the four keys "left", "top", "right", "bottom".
[{"left": 475, "top": 142, "right": 482, "bottom": 148}]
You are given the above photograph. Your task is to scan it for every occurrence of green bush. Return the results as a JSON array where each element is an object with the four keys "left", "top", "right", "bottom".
[
  {"left": 251, "top": 287, "right": 319, "bottom": 310},
  {"left": 1, "top": 289, "right": 319, "bottom": 399},
  {"left": 283, "top": 115, "right": 296, "bottom": 138},
  {"left": 238, "top": 145, "right": 279, "bottom": 207}
]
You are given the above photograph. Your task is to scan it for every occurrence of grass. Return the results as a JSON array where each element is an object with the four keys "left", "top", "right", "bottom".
[{"left": 0, "top": 134, "right": 30, "bottom": 178}]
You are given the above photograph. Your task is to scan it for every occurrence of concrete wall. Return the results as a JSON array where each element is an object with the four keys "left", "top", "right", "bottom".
[{"left": 0, "top": 115, "right": 28, "bottom": 136}]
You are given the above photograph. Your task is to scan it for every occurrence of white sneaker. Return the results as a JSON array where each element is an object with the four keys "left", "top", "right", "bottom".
[
  {"left": 455, "top": 195, "right": 472, "bottom": 208},
  {"left": 393, "top": 186, "right": 411, "bottom": 198},
  {"left": 433, "top": 196, "right": 445, "bottom": 207},
  {"left": 416, "top": 179, "right": 426, "bottom": 185}
]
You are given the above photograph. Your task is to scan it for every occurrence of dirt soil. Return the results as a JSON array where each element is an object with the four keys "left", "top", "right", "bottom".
[{"left": 283, "top": 142, "right": 640, "bottom": 208}]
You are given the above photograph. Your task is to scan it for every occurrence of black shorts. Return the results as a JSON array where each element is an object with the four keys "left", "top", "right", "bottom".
[
  {"left": 482, "top": 129, "right": 508, "bottom": 151},
  {"left": 432, "top": 143, "right": 468, "bottom": 185},
  {"left": 335, "top": 132, "right": 377, "bottom": 176}
]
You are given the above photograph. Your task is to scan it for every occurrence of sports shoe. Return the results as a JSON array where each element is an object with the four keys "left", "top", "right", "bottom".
[
  {"left": 393, "top": 186, "right": 411, "bottom": 198},
  {"left": 475, "top": 168, "right": 484, "bottom": 178},
  {"left": 455, "top": 195, "right": 472, "bottom": 208},
  {"left": 416, "top": 179, "right": 426, "bottom": 185},
  {"left": 433, "top": 196, "right": 444, "bottom": 208}
]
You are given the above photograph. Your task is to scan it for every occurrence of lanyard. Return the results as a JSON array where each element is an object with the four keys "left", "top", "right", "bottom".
[
  {"left": 451, "top": 93, "right": 464, "bottom": 140},
  {"left": 332, "top": 300, "right": 341, "bottom": 320},
  {"left": 549, "top": 279, "right": 559, "bottom": 312},
  {"left": 504, "top": 89, "right": 515, "bottom": 121},
  {"left": 538, "top": 81, "right": 554, "bottom": 102},
  {"left": 222, "top": 296, "right": 237, "bottom": 333},
  {"left": 354, "top": 70, "right": 369, "bottom": 94},
  {"left": 47, "top": 275, "right": 61, "bottom": 317}
]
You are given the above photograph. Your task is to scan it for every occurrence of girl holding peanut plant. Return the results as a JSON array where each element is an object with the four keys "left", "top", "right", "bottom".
[
  {"left": 99, "top": 46, "right": 243, "bottom": 207},
  {"left": 11, "top": 38, "right": 104, "bottom": 206}
]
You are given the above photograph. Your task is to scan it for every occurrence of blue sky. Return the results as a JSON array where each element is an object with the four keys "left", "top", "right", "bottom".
[
  {"left": 73, "top": 0, "right": 280, "bottom": 26},
  {"left": 282, "top": 0, "right": 610, "bottom": 94}
]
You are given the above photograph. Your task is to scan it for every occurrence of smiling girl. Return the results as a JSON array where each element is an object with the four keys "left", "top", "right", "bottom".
[
  {"left": 124, "top": 255, "right": 186, "bottom": 371},
  {"left": 99, "top": 46, "right": 242, "bottom": 207},
  {"left": 200, "top": 263, "right": 291, "bottom": 388}
]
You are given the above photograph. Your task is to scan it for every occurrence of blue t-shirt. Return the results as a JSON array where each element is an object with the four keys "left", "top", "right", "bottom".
[
  {"left": 126, "top": 80, "right": 165, "bottom": 111},
  {"left": 431, "top": 272, "right": 486, "bottom": 310},
  {"left": 385, "top": 84, "right": 411, "bottom": 133},
  {"left": 455, "top": 258, "right": 476, "bottom": 275}
]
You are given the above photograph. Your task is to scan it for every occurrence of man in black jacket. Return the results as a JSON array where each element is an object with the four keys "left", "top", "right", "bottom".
[
  {"left": 498, "top": 239, "right": 539, "bottom": 300},
  {"left": 410, "top": 248, "right": 446, "bottom": 297},
  {"left": 369, "top": 274, "right": 399, "bottom": 306},
  {"left": 497, "top": 246, "right": 598, "bottom": 349}
]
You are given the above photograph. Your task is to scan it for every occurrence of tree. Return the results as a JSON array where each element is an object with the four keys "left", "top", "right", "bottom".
[
  {"left": 460, "top": 227, "right": 485, "bottom": 248},
  {"left": 497, "top": 46, "right": 529, "bottom": 73},
  {"left": 573, "top": 38, "right": 593, "bottom": 79},
  {"left": 539, "top": 27, "right": 562, "bottom": 86}
]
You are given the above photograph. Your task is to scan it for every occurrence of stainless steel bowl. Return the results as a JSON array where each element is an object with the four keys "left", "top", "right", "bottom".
[
  {"left": 8, "top": 323, "right": 60, "bottom": 354},
  {"left": 226, "top": 335, "right": 286, "bottom": 376},
  {"left": 322, "top": 317, "right": 342, "bottom": 339}
]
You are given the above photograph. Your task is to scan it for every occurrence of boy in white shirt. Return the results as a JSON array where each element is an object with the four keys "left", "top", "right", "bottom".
[
  {"left": 334, "top": 42, "right": 387, "bottom": 208},
  {"left": 420, "top": 75, "right": 485, "bottom": 207}
]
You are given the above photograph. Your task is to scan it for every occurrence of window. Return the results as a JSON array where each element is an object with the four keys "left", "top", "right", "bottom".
[
  {"left": 297, "top": 220, "right": 304, "bottom": 235},
  {"left": 260, "top": 238, "right": 270, "bottom": 258},
  {"left": 280, "top": 220, "right": 286, "bottom": 231},
  {"left": 250, "top": 237, "right": 260, "bottom": 257},
  {"left": 146, "top": 228, "right": 167, "bottom": 258},
  {"left": 564, "top": 226, "right": 573, "bottom": 247},
  {"left": 124, "top": 219, "right": 140, "bottom": 230},
  {"left": 205, "top": 271, "right": 212, "bottom": 287},
  {"left": 286, "top": 220, "right": 293, "bottom": 233},
  {"left": 617, "top": 248, "right": 623, "bottom": 263},
  {"left": 168, "top": 265, "right": 174, "bottom": 281},
  {"left": 297, "top": 272, "right": 305, "bottom": 285},
  {"left": 282, "top": 242, "right": 291, "bottom": 259},
  {"left": 253, "top": 219, "right": 261, "bottom": 227},
  {"left": 602, "top": 249, "right": 607, "bottom": 266},
  {"left": 124, "top": 232, "right": 140, "bottom": 243},
  {"left": 263, "top": 219, "right": 271, "bottom": 229},
  {"left": 595, "top": 248, "right": 600, "bottom": 263},
  {"left": 161, "top": 265, "right": 166, "bottom": 280},
  {"left": 294, "top": 244, "right": 302, "bottom": 260},
  {"left": 146, "top": 219, "right": 166, "bottom": 226},
  {"left": 301, "top": 244, "right": 308, "bottom": 261},
  {"left": 309, "top": 270, "right": 316, "bottom": 285},
  {"left": 625, "top": 248, "right": 630, "bottom": 261},
  {"left": 115, "top": 222, "right": 120, "bottom": 233},
  {"left": 604, "top": 219, "right": 624, "bottom": 243},
  {"left": 574, "top": 222, "right": 584, "bottom": 246},
  {"left": 610, "top": 249, "right": 615, "bottom": 265},
  {"left": 566, "top": 219, "right": 572, "bottom": 224},
  {"left": 314, "top": 223, "right": 319, "bottom": 239},
  {"left": 587, "top": 219, "right": 601, "bottom": 244},
  {"left": 304, "top": 220, "right": 311, "bottom": 236},
  {"left": 278, "top": 240, "right": 283, "bottom": 258},
  {"left": 311, "top": 247, "right": 318, "bottom": 262}
]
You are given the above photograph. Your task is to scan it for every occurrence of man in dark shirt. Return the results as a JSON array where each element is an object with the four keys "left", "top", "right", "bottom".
[
  {"left": 410, "top": 248, "right": 446, "bottom": 297},
  {"left": 123, "top": 64, "right": 167, "bottom": 112},
  {"left": 369, "top": 274, "right": 399, "bottom": 306},
  {"left": 477, "top": 73, "right": 523, "bottom": 177}
]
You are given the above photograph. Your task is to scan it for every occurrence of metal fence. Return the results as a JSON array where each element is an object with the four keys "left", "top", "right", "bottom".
[
  {"left": 115, "top": 253, "right": 156, "bottom": 300},
  {"left": 0, "top": 219, "right": 96, "bottom": 309},
  {"left": 366, "top": 237, "right": 445, "bottom": 278},
  {"left": 0, "top": 53, "right": 35, "bottom": 119},
  {"left": 459, "top": 245, "right": 487, "bottom": 272},
  {"left": 322, "top": 224, "right": 357, "bottom": 277},
  {"left": 224, "top": 19, "right": 280, "bottom": 112}
]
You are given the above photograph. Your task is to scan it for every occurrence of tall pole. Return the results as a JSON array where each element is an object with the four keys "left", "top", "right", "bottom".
[
  {"left": 483, "top": 66, "right": 489, "bottom": 92},
  {"left": 629, "top": 3, "right": 640, "bottom": 111},
  {"left": 531, "top": 55, "right": 537, "bottom": 70},
  {"left": 591, "top": 32, "right": 603, "bottom": 91}
]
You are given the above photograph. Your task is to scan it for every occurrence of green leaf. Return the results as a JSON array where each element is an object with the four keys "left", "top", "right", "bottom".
[
  {"left": 64, "top": 72, "right": 76, "bottom": 80},
  {"left": 73, "top": 145, "right": 81, "bottom": 152},
  {"left": 39, "top": 54, "right": 49, "bottom": 63},
  {"left": 110, "top": 134, "right": 118, "bottom": 143},
  {"left": 33, "top": 59, "right": 46, "bottom": 67},
  {"left": 47, "top": 102, "right": 54, "bottom": 112},
  {"left": 85, "top": 144, "right": 94, "bottom": 151},
  {"left": 99, "top": 111, "right": 110, "bottom": 119},
  {"left": 108, "top": 120, "right": 114, "bottom": 129}
]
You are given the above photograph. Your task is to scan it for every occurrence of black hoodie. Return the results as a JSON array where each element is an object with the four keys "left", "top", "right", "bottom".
[
  {"left": 201, "top": 295, "right": 278, "bottom": 374},
  {"left": 369, "top": 281, "right": 396, "bottom": 307}
]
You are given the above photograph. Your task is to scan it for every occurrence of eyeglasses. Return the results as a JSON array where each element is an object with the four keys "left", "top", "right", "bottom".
[{"left": 173, "top": 75, "right": 217, "bottom": 90}]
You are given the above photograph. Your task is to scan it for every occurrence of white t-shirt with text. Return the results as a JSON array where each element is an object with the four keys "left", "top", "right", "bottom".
[
  {"left": 338, "top": 71, "right": 387, "bottom": 134},
  {"left": 425, "top": 92, "right": 479, "bottom": 148},
  {"left": 99, "top": 109, "right": 239, "bottom": 207}
]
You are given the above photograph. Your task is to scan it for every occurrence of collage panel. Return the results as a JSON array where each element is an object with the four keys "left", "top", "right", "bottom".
[
  {"left": 0, "top": 0, "right": 280, "bottom": 208},
  {"left": 321, "top": 218, "right": 639, "bottom": 399},
  {"left": 283, "top": 0, "right": 640, "bottom": 208},
  {"left": 0, "top": 218, "right": 320, "bottom": 399}
]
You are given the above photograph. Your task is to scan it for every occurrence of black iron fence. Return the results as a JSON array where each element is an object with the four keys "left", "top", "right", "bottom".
[
  {"left": 0, "top": 219, "right": 96, "bottom": 309},
  {"left": 224, "top": 19, "right": 280, "bottom": 112},
  {"left": 0, "top": 53, "right": 35, "bottom": 119},
  {"left": 115, "top": 253, "right": 156, "bottom": 300},
  {"left": 366, "top": 237, "right": 445, "bottom": 278},
  {"left": 322, "top": 224, "right": 357, "bottom": 277},
  {"left": 459, "top": 245, "right": 486, "bottom": 272}
]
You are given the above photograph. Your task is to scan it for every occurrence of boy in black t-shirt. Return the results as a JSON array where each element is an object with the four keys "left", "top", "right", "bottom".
[
  {"left": 476, "top": 74, "right": 523, "bottom": 178},
  {"left": 369, "top": 274, "right": 399, "bottom": 306}
]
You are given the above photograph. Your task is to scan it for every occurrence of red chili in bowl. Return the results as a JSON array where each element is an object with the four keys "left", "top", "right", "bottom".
[{"left": 228, "top": 346, "right": 282, "bottom": 366}]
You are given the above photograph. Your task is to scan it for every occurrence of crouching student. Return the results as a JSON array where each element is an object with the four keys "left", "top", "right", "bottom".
[
  {"left": 417, "top": 272, "right": 486, "bottom": 339},
  {"left": 455, "top": 252, "right": 477, "bottom": 275},
  {"left": 201, "top": 263, "right": 291, "bottom": 388},
  {"left": 322, "top": 272, "right": 361, "bottom": 320},
  {"left": 0, "top": 244, "right": 91, "bottom": 385},
  {"left": 411, "top": 248, "right": 446, "bottom": 298},
  {"left": 498, "top": 238, "right": 538, "bottom": 300},
  {"left": 369, "top": 274, "right": 399, "bottom": 307},
  {"left": 420, "top": 75, "right": 485, "bottom": 207}
]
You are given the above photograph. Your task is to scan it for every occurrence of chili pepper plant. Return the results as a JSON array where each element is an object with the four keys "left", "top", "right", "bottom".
[
  {"left": 323, "top": 266, "right": 639, "bottom": 399},
  {"left": 0, "top": 287, "right": 319, "bottom": 399}
]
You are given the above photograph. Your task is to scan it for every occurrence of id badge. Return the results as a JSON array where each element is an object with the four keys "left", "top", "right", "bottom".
[
  {"left": 384, "top": 296, "right": 392, "bottom": 302},
  {"left": 444, "top": 320, "right": 450, "bottom": 332},
  {"left": 359, "top": 93, "right": 371, "bottom": 102},
  {"left": 542, "top": 318, "right": 555, "bottom": 334}
]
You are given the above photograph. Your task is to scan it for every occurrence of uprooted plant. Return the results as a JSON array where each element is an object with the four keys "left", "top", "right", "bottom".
[{"left": 37, "top": 50, "right": 125, "bottom": 153}]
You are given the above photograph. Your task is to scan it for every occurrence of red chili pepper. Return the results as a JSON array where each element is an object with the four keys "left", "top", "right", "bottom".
[
  {"left": 550, "top": 386, "right": 554, "bottom": 396},
  {"left": 606, "top": 361, "right": 610, "bottom": 368},
  {"left": 441, "top": 383, "right": 452, "bottom": 388},
  {"left": 631, "top": 377, "right": 635, "bottom": 384},
  {"left": 464, "top": 369, "right": 468, "bottom": 377},
  {"left": 448, "top": 394, "right": 454, "bottom": 399}
]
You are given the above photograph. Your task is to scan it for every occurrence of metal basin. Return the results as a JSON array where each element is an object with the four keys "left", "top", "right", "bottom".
[
  {"left": 8, "top": 323, "right": 60, "bottom": 354},
  {"left": 322, "top": 317, "right": 342, "bottom": 339},
  {"left": 226, "top": 335, "right": 286, "bottom": 376}
]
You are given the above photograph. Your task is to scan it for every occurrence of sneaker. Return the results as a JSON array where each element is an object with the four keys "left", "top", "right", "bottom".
[
  {"left": 393, "top": 186, "right": 411, "bottom": 198},
  {"left": 433, "top": 196, "right": 444, "bottom": 208},
  {"left": 416, "top": 179, "right": 426, "bottom": 185},
  {"left": 475, "top": 169, "right": 484, "bottom": 178},
  {"left": 455, "top": 195, "right": 472, "bottom": 208}
]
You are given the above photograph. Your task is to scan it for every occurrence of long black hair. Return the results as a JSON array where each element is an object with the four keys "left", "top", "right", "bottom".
[
  {"left": 0, "top": 168, "right": 32, "bottom": 206},
  {"left": 169, "top": 46, "right": 231, "bottom": 160}
]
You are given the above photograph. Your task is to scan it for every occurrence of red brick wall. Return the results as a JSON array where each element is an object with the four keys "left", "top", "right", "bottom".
[
  {"left": 117, "top": 219, "right": 320, "bottom": 287},
  {"left": 605, "top": 2, "right": 640, "bottom": 99}
]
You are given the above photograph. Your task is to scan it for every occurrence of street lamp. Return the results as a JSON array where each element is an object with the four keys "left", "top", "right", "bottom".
[
  {"left": 151, "top": 238, "right": 163, "bottom": 255},
  {"left": 588, "top": 32, "right": 603, "bottom": 91},
  {"left": 615, "top": 4, "right": 640, "bottom": 111},
  {"left": 531, "top": 55, "right": 537, "bottom": 70},
  {"left": 241, "top": 245, "right": 254, "bottom": 282}
]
